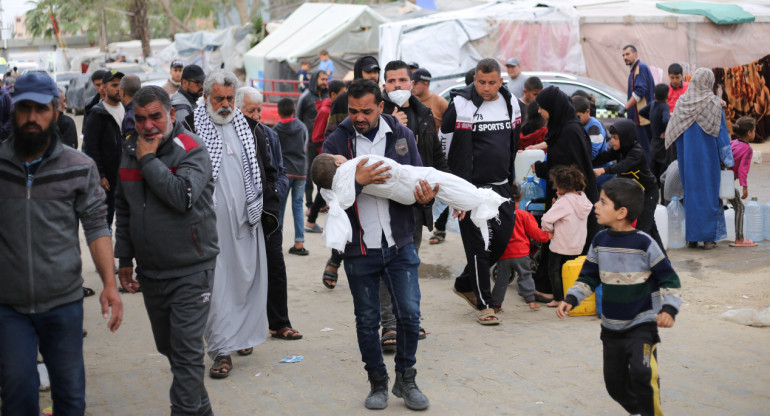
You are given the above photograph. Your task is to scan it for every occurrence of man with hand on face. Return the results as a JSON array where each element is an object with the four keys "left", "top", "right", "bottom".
[
  {"left": 0, "top": 72, "right": 122, "bottom": 416},
  {"left": 83, "top": 69, "right": 126, "bottom": 231},
  {"left": 115, "top": 85, "right": 217, "bottom": 415},
  {"left": 171, "top": 64, "right": 206, "bottom": 132},
  {"left": 322, "top": 79, "right": 433, "bottom": 411},
  {"left": 194, "top": 71, "right": 281, "bottom": 378},
  {"left": 440, "top": 58, "right": 521, "bottom": 326}
]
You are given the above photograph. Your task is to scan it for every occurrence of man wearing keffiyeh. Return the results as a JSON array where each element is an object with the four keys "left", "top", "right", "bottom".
[{"left": 195, "top": 71, "right": 270, "bottom": 378}]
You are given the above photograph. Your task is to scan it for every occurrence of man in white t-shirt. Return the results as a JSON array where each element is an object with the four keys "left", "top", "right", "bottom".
[
  {"left": 82, "top": 70, "right": 126, "bottom": 230},
  {"left": 439, "top": 58, "right": 521, "bottom": 325}
]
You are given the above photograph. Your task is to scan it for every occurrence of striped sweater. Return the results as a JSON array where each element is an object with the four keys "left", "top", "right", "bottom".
[{"left": 565, "top": 229, "right": 682, "bottom": 332}]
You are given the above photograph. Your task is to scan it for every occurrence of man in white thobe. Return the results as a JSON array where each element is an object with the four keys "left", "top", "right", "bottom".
[{"left": 194, "top": 71, "right": 268, "bottom": 378}]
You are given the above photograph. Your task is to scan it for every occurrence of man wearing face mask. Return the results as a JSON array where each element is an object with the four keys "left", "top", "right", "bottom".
[
  {"left": 379, "top": 60, "right": 447, "bottom": 350},
  {"left": 381, "top": 59, "right": 448, "bottom": 249}
]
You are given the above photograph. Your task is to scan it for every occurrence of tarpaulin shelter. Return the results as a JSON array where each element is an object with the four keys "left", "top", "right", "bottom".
[
  {"left": 243, "top": 3, "right": 388, "bottom": 90},
  {"left": 379, "top": 0, "right": 585, "bottom": 78},
  {"left": 379, "top": 0, "right": 770, "bottom": 92},
  {"left": 151, "top": 25, "right": 256, "bottom": 76}
]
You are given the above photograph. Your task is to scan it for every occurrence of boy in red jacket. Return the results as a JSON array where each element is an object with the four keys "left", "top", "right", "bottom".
[{"left": 492, "top": 183, "right": 550, "bottom": 312}]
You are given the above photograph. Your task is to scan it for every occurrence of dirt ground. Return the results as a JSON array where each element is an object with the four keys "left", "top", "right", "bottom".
[{"left": 38, "top": 117, "right": 770, "bottom": 415}]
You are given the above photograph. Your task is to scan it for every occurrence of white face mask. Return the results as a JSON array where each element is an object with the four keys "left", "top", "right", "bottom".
[{"left": 387, "top": 89, "right": 411, "bottom": 107}]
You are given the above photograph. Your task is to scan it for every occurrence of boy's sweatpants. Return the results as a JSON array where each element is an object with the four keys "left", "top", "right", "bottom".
[
  {"left": 601, "top": 324, "right": 663, "bottom": 416},
  {"left": 492, "top": 256, "right": 536, "bottom": 308}
]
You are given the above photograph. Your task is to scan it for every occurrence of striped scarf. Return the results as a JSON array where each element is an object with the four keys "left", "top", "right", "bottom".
[{"left": 195, "top": 105, "right": 263, "bottom": 233}]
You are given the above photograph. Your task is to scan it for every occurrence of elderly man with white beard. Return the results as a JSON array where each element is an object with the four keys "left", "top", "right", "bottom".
[{"left": 194, "top": 71, "right": 281, "bottom": 378}]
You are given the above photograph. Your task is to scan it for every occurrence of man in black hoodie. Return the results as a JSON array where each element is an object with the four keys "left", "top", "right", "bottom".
[
  {"left": 297, "top": 69, "right": 329, "bottom": 208},
  {"left": 83, "top": 70, "right": 126, "bottom": 230},
  {"left": 82, "top": 69, "right": 107, "bottom": 137},
  {"left": 593, "top": 118, "right": 665, "bottom": 251},
  {"left": 439, "top": 58, "right": 521, "bottom": 325}
]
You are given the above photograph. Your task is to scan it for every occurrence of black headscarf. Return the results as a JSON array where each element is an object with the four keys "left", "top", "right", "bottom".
[
  {"left": 609, "top": 119, "right": 638, "bottom": 156},
  {"left": 536, "top": 85, "right": 580, "bottom": 147}
]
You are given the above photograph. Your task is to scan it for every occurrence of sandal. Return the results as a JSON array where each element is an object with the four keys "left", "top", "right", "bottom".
[
  {"left": 270, "top": 327, "right": 303, "bottom": 340},
  {"left": 418, "top": 327, "right": 427, "bottom": 340},
  {"left": 209, "top": 355, "right": 232, "bottom": 379},
  {"left": 477, "top": 308, "right": 500, "bottom": 325},
  {"left": 237, "top": 348, "right": 253, "bottom": 356},
  {"left": 428, "top": 230, "right": 446, "bottom": 245},
  {"left": 381, "top": 329, "right": 397, "bottom": 353},
  {"left": 288, "top": 246, "right": 309, "bottom": 256},
  {"left": 452, "top": 287, "right": 479, "bottom": 311},
  {"left": 703, "top": 241, "right": 717, "bottom": 250},
  {"left": 322, "top": 258, "right": 340, "bottom": 289},
  {"left": 730, "top": 239, "right": 758, "bottom": 247},
  {"left": 82, "top": 287, "right": 95, "bottom": 297}
]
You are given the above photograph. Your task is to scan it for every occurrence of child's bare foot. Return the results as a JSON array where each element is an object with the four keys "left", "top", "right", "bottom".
[
  {"left": 529, "top": 302, "right": 540, "bottom": 310},
  {"left": 545, "top": 300, "right": 560, "bottom": 308}
]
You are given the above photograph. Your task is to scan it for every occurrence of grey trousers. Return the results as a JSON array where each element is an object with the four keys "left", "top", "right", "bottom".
[
  {"left": 492, "top": 256, "right": 537, "bottom": 308},
  {"left": 140, "top": 270, "right": 214, "bottom": 416}
]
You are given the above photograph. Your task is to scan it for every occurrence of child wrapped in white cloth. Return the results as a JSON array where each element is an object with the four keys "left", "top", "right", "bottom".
[{"left": 312, "top": 153, "right": 509, "bottom": 251}]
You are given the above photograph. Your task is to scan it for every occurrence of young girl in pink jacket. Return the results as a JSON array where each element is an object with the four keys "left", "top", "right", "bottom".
[
  {"left": 541, "top": 165, "right": 593, "bottom": 307},
  {"left": 729, "top": 116, "right": 757, "bottom": 247}
]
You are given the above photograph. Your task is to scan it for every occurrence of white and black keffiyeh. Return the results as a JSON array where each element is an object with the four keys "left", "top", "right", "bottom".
[
  {"left": 195, "top": 105, "right": 263, "bottom": 233},
  {"left": 665, "top": 67, "right": 723, "bottom": 149}
]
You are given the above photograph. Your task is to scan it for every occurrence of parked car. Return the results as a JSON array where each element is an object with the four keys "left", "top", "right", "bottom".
[{"left": 434, "top": 71, "right": 627, "bottom": 124}]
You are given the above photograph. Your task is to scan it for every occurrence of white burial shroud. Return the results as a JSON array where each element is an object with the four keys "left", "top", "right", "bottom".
[{"left": 320, "top": 155, "right": 508, "bottom": 252}]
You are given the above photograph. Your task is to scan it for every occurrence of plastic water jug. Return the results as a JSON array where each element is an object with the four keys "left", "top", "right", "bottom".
[
  {"left": 654, "top": 204, "right": 668, "bottom": 250},
  {"left": 764, "top": 202, "right": 770, "bottom": 240},
  {"left": 667, "top": 197, "right": 686, "bottom": 248},
  {"left": 514, "top": 149, "right": 545, "bottom": 182},
  {"left": 520, "top": 176, "right": 544, "bottom": 210},
  {"left": 745, "top": 198, "right": 763, "bottom": 241},
  {"left": 724, "top": 207, "right": 735, "bottom": 241}
]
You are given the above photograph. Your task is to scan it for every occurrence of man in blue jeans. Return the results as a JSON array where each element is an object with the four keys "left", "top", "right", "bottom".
[
  {"left": 0, "top": 71, "right": 123, "bottom": 415},
  {"left": 322, "top": 79, "right": 435, "bottom": 411}
]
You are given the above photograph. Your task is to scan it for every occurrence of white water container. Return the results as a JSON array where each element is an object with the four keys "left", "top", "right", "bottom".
[
  {"left": 745, "top": 198, "right": 764, "bottom": 241},
  {"left": 764, "top": 201, "right": 770, "bottom": 240},
  {"left": 514, "top": 149, "right": 545, "bottom": 183},
  {"left": 667, "top": 197, "right": 686, "bottom": 249},
  {"left": 654, "top": 204, "right": 668, "bottom": 250},
  {"left": 724, "top": 207, "right": 735, "bottom": 242}
]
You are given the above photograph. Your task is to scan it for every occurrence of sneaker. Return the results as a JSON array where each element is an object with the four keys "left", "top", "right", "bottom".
[
  {"left": 305, "top": 223, "right": 323, "bottom": 233},
  {"left": 288, "top": 246, "right": 309, "bottom": 256}
]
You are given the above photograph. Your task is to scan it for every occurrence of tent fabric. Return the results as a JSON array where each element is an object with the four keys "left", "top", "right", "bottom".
[
  {"left": 656, "top": 2, "right": 755, "bottom": 25},
  {"left": 379, "top": 0, "right": 585, "bottom": 77},
  {"left": 151, "top": 25, "right": 255, "bottom": 76},
  {"left": 243, "top": 3, "right": 388, "bottom": 84}
]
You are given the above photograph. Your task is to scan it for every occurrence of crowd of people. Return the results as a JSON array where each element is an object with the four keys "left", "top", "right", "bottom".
[{"left": 0, "top": 41, "right": 759, "bottom": 416}]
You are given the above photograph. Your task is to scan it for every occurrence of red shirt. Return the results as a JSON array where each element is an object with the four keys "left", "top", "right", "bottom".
[
  {"left": 500, "top": 208, "right": 550, "bottom": 259},
  {"left": 668, "top": 81, "right": 689, "bottom": 113},
  {"left": 312, "top": 98, "right": 332, "bottom": 144}
]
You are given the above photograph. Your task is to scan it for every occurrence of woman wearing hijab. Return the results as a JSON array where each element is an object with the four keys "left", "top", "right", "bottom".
[
  {"left": 531, "top": 86, "right": 599, "bottom": 303},
  {"left": 664, "top": 68, "right": 734, "bottom": 250}
]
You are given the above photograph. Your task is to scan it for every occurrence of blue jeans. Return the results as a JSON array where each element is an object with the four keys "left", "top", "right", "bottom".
[
  {"left": 279, "top": 178, "right": 306, "bottom": 243},
  {"left": 344, "top": 242, "right": 422, "bottom": 376},
  {"left": 0, "top": 301, "right": 85, "bottom": 416}
]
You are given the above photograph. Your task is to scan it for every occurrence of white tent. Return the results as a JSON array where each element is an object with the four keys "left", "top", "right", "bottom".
[
  {"left": 380, "top": 0, "right": 770, "bottom": 92},
  {"left": 243, "top": 3, "right": 388, "bottom": 88},
  {"left": 379, "top": 1, "right": 585, "bottom": 78}
]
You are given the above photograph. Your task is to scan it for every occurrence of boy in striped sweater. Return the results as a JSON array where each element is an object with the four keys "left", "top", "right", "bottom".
[{"left": 557, "top": 178, "right": 681, "bottom": 416}]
